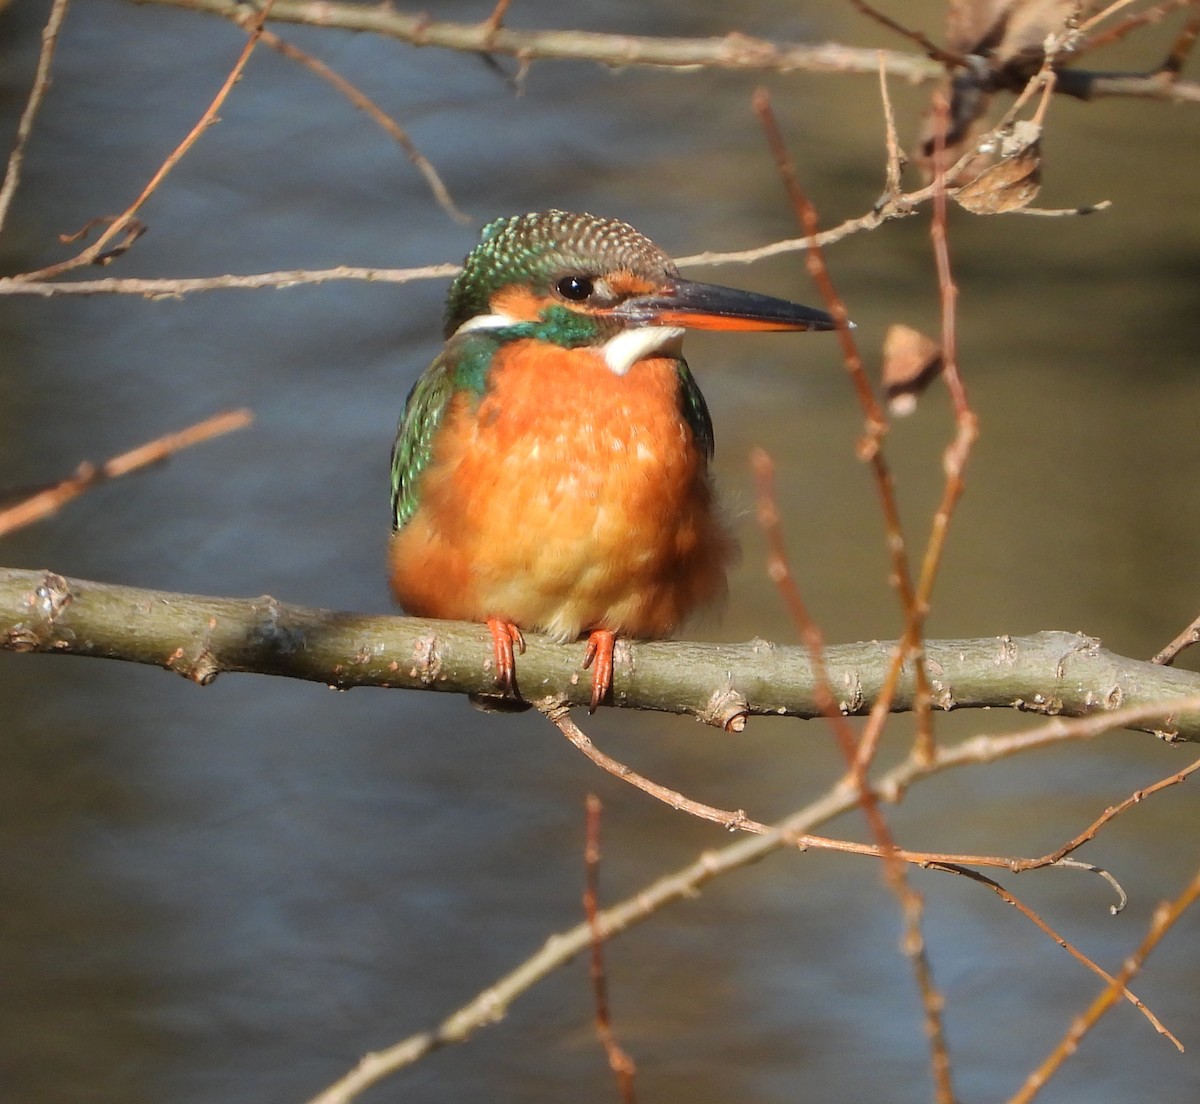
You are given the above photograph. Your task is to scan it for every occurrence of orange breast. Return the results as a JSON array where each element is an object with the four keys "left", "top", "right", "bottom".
[{"left": 388, "top": 339, "right": 734, "bottom": 642}]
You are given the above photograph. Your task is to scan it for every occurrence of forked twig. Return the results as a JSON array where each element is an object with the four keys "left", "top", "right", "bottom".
[
  {"left": 14, "top": 0, "right": 279, "bottom": 282},
  {"left": 928, "top": 863, "right": 1181, "bottom": 1050},
  {"left": 1015, "top": 756, "right": 1200, "bottom": 876},
  {"left": 1007, "top": 862, "right": 1200, "bottom": 1104}
]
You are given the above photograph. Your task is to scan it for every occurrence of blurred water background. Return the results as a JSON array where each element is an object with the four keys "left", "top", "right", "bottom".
[{"left": 1, "top": 1, "right": 1199, "bottom": 1101}]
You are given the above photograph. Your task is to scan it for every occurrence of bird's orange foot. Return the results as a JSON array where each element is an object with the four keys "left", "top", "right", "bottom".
[
  {"left": 485, "top": 617, "right": 526, "bottom": 699},
  {"left": 581, "top": 629, "right": 617, "bottom": 714}
]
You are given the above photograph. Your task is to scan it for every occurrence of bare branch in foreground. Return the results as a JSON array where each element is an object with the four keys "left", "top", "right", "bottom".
[
  {"left": 3, "top": 567, "right": 1200, "bottom": 739},
  {"left": 302, "top": 705, "right": 1194, "bottom": 1104}
]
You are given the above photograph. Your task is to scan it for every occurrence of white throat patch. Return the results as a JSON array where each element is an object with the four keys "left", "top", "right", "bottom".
[
  {"left": 453, "top": 312, "right": 519, "bottom": 336},
  {"left": 600, "top": 326, "right": 685, "bottom": 376}
]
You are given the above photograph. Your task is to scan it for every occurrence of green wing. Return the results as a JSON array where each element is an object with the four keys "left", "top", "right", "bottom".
[
  {"left": 676, "top": 358, "right": 715, "bottom": 461},
  {"left": 390, "top": 350, "right": 458, "bottom": 532},
  {"left": 390, "top": 332, "right": 499, "bottom": 530}
]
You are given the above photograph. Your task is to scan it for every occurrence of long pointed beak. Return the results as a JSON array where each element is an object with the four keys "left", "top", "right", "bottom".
[{"left": 612, "top": 277, "right": 840, "bottom": 332}]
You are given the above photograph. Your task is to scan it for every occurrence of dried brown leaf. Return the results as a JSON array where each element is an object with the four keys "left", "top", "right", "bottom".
[
  {"left": 951, "top": 120, "right": 1043, "bottom": 212},
  {"left": 882, "top": 324, "right": 944, "bottom": 415}
]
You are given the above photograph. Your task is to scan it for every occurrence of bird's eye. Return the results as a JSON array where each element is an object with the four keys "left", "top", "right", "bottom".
[{"left": 556, "top": 275, "right": 595, "bottom": 302}]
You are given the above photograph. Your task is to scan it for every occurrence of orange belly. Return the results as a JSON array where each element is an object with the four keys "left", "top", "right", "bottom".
[{"left": 389, "top": 339, "right": 734, "bottom": 642}]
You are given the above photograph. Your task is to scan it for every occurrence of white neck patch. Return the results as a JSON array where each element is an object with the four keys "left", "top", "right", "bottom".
[
  {"left": 453, "top": 312, "right": 519, "bottom": 336},
  {"left": 600, "top": 326, "right": 685, "bottom": 376}
]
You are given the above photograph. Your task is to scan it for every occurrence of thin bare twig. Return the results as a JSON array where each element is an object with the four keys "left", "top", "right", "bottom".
[
  {"left": 903, "top": 91, "right": 980, "bottom": 763},
  {"left": 740, "top": 91, "right": 952, "bottom": 1077},
  {"left": 878, "top": 53, "right": 904, "bottom": 197},
  {"left": 583, "top": 795, "right": 638, "bottom": 1104},
  {"left": 1152, "top": 610, "right": 1200, "bottom": 665},
  {"left": 0, "top": 409, "right": 254, "bottom": 537},
  {"left": 480, "top": 0, "right": 512, "bottom": 40},
  {"left": 1080, "top": 0, "right": 1159, "bottom": 36},
  {"left": 211, "top": 10, "right": 471, "bottom": 223},
  {"left": 0, "top": 0, "right": 71, "bottom": 237},
  {"left": 1016, "top": 756, "right": 1200, "bottom": 875},
  {"left": 750, "top": 450, "right": 861, "bottom": 758},
  {"left": 1162, "top": 9, "right": 1200, "bottom": 75},
  {"left": 847, "top": 0, "right": 967, "bottom": 67}
]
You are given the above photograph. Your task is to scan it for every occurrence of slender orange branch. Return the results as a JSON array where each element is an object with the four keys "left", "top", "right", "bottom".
[
  {"left": 750, "top": 87, "right": 936, "bottom": 783},
  {"left": 1153, "top": 609, "right": 1200, "bottom": 665},
  {"left": 583, "top": 795, "right": 638, "bottom": 1104},
  {"left": 1014, "top": 756, "right": 1200, "bottom": 873},
  {"left": 0, "top": 409, "right": 254, "bottom": 537},
  {"left": 750, "top": 448, "right": 954, "bottom": 1102}
]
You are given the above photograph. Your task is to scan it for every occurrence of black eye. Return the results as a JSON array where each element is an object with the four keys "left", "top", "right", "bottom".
[{"left": 556, "top": 275, "right": 594, "bottom": 302}]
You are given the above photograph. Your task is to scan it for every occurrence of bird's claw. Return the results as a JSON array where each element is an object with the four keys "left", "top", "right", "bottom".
[
  {"left": 485, "top": 617, "right": 526, "bottom": 698},
  {"left": 581, "top": 629, "right": 616, "bottom": 713}
]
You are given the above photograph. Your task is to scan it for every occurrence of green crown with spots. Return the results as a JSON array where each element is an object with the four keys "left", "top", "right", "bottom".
[{"left": 442, "top": 210, "right": 678, "bottom": 338}]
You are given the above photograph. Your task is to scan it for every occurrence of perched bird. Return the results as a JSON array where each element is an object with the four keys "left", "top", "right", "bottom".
[{"left": 389, "top": 210, "right": 837, "bottom": 710}]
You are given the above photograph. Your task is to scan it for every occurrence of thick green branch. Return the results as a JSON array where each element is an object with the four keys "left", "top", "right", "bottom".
[{"left": 2, "top": 567, "right": 1198, "bottom": 738}]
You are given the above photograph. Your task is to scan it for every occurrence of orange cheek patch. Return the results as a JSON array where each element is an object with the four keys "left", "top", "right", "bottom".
[{"left": 491, "top": 284, "right": 552, "bottom": 322}]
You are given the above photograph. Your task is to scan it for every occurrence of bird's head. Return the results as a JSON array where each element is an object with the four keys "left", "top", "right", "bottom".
[{"left": 444, "top": 210, "right": 838, "bottom": 375}]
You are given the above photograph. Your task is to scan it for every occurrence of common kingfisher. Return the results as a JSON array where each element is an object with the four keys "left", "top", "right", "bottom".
[{"left": 389, "top": 210, "right": 837, "bottom": 711}]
